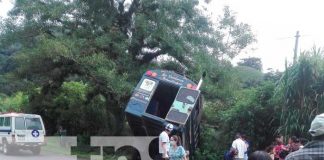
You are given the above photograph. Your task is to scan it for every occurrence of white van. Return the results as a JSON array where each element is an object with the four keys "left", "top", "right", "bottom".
[{"left": 0, "top": 113, "right": 46, "bottom": 155}]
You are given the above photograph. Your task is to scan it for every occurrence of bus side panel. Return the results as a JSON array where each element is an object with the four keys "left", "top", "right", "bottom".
[
  {"left": 181, "top": 96, "right": 202, "bottom": 160},
  {"left": 142, "top": 113, "right": 166, "bottom": 136},
  {"left": 126, "top": 98, "right": 151, "bottom": 136},
  {"left": 126, "top": 111, "right": 148, "bottom": 136}
]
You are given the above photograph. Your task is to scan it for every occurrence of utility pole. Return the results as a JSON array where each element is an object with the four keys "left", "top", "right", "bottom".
[
  {"left": 293, "top": 31, "right": 300, "bottom": 64},
  {"left": 285, "top": 57, "right": 288, "bottom": 70}
]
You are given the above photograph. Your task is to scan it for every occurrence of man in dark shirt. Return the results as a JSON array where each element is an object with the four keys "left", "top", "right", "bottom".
[{"left": 286, "top": 113, "right": 324, "bottom": 160}]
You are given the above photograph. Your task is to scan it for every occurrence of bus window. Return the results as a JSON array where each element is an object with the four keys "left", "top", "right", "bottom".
[{"left": 146, "top": 81, "right": 179, "bottom": 118}]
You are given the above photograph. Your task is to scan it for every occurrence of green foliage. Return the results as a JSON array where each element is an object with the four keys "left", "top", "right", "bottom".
[
  {"left": 276, "top": 49, "right": 324, "bottom": 137},
  {"left": 0, "top": 91, "right": 28, "bottom": 112},
  {"left": 218, "top": 6, "right": 256, "bottom": 58},
  {"left": 197, "top": 81, "right": 280, "bottom": 160},
  {"left": 0, "top": 0, "right": 255, "bottom": 138},
  {"left": 53, "top": 81, "right": 88, "bottom": 134},
  {"left": 235, "top": 65, "right": 263, "bottom": 88},
  {"left": 237, "top": 57, "right": 263, "bottom": 71},
  {"left": 53, "top": 81, "right": 88, "bottom": 114},
  {"left": 201, "top": 47, "right": 324, "bottom": 159},
  {"left": 264, "top": 69, "right": 283, "bottom": 82},
  {"left": 194, "top": 126, "right": 222, "bottom": 160}
]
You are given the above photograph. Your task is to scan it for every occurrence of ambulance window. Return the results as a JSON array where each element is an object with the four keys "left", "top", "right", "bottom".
[
  {"left": 15, "top": 117, "right": 25, "bottom": 130},
  {"left": 0, "top": 117, "right": 4, "bottom": 126},
  {"left": 4, "top": 117, "right": 11, "bottom": 127},
  {"left": 26, "top": 118, "right": 43, "bottom": 130}
]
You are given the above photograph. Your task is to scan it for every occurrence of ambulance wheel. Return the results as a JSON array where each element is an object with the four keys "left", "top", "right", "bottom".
[{"left": 3, "top": 141, "right": 11, "bottom": 155}]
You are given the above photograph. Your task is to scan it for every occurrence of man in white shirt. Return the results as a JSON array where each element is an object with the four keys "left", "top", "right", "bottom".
[
  {"left": 158, "top": 123, "right": 173, "bottom": 160},
  {"left": 231, "top": 133, "right": 248, "bottom": 160}
]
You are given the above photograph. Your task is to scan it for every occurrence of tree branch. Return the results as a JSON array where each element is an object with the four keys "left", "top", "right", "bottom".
[
  {"left": 140, "top": 50, "right": 165, "bottom": 64},
  {"left": 125, "top": 0, "right": 140, "bottom": 18}
]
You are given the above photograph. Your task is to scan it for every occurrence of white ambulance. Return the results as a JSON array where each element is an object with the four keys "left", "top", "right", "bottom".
[{"left": 0, "top": 113, "right": 46, "bottom": 155}]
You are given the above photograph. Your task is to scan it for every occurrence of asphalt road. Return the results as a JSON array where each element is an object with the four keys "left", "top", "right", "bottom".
[{"left": 0, "top": 150, "right": 78, "bottom": 160}]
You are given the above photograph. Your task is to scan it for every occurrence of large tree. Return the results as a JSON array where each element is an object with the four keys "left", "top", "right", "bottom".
[{"left": 0, "top": 0, "right": 255, "bottom": 135}]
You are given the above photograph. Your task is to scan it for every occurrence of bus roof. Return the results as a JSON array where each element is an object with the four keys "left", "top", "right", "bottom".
[{"left": 144, "top": 70, "right": 197, "bottom": 88}]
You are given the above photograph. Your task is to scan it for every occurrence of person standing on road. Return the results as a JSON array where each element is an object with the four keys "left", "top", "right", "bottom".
[
  {"left": 231, "top": 133, "right": 248, "bottom": 160},
  {"left": 242, "top": 134, "right": 250, "bottom": 160},
  {"left": 157, "top": 123, "right": 173, "bottom": 160},
  {"left": 169, "top": 135, "right": 187, "bottom": 160}
]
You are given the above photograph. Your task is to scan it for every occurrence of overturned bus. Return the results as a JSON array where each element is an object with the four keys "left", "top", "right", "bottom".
[{"left": 125, "top": 70, "right": 203, "bottom": 159}]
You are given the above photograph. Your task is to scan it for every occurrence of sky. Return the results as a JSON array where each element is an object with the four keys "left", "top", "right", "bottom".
[
  {"left": 0, "top": 0, "right": 13, "bottom": 18},
  {"left": 1, "top": 0, "right": 324, "bottom": 71},
  {"left": 207, "top": 0, "right": 324, "bottom": 71}
]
